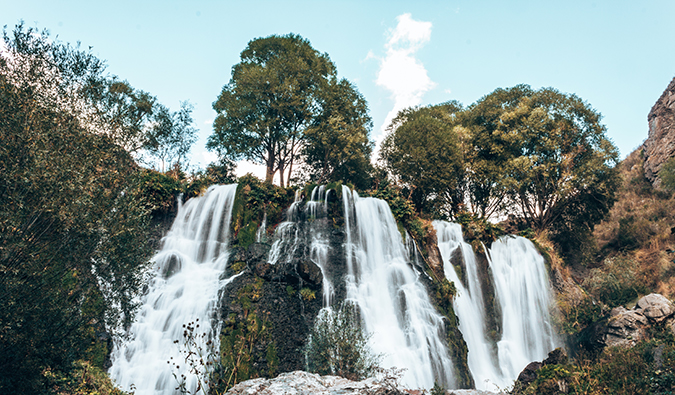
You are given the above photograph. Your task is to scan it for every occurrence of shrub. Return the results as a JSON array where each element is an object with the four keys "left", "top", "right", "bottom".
[
  {"left": 304, "top": 302, "right": 380, "bottom": 380},
  {"left": 583, "top": 255, "right": 648, "bottom": 307}
]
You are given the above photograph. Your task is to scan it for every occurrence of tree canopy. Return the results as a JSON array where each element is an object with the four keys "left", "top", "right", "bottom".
[
  {"left": 381, "top": 85, "right": 620, "bottom": 237},
  {"left": 208, "top": 33, "right": 373, "bottom": 187},
  {"left": 380, "top": 101, "right": 465, "bottom": 216}
]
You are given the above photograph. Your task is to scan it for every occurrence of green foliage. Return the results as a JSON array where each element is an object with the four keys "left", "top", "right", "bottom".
[
  {"left": 144, "top": 101, "right": 198, "bottom": 171},
  {"left": 0, "top": 23, "right": 153, "bottom": 392},
  {"left": 517, "top": 339, "right": 675, "bottom": 395},
  {"left": 430, "top": 382, "right": 446, "bottom": 395},
  {"left": 380, "top": 102, "right": 465, "bottom": 216},
  {"left": 380, "top": 85, "right": 619, "bottom": 248},
  {"left": 557, "top": 296, "right": 606, "bottom": 335},
  {"left": 303, "top": 79, "right": 374, "bottom": 189},
  {"left": 455, "top": 211, "right": 504, "bottom": 251},
  {"left": 300, "top": 287, "right": 317, "bottom": 301},
  {"left": 209, "top": 34, "right": 338, "bottom": 186},
  {"left": 584, "top": 255, "right": 648, "bottom": 308},
  {"left": 138, "top": 168, "right": 185, "bottom": 215},
  {"left": 304, "top": 302, "right": 380, "bottom": 380},
  {"left": 42, "top": 360, "right": 128, "bottom": 395}
]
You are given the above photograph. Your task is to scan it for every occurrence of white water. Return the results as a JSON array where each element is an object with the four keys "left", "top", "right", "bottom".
[
  {"left": 433, "top": 221, "right": 505, "bottom": 390},
  {"left": 342, "top": 188, "right": 455, "bottom": 389},
  {"left": 268, "top": 186, "right": 334, "bottom": 307},
  {"left": 434, "top": 222, "right": 557, "bottom": 389},
  {"left": 488, "top": 236, "right": 557, "bottom": 381},
  {"left": 109, "top": 184, "right": 238, "bottom": 395}
]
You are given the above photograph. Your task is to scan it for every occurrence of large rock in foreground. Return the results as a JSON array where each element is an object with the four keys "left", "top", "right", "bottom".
[
  {"left": 225, "top": 371, "right": 505, "bottom": 395},
  {"left": 644, "top": 77, "right": 675, "bottom": 186}
]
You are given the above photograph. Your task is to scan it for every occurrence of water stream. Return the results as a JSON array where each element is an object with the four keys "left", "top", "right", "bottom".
[
  {"left": 109, "top": 184, "right": 238, "bottom": 395},
  {"left": 342, "top": 188, "right": 456, "bottom": 389}
]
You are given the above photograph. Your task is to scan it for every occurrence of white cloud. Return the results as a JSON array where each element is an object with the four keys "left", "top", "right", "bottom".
[{"left": 376, "top": 13, "right": 436, "bottom": 137}]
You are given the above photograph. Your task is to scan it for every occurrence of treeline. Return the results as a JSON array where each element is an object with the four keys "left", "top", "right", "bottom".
[
  {"left": 205, "top": 32, "right": 620, "bottom": 258},
  {"left": 0, "top": 23, "right": 203, "bottom": 393}
]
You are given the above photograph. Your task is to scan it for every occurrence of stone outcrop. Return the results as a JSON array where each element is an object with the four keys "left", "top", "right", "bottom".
[
  {"left": 225, "top": 370, "right": 505, "bottom": 395},
  {"left": 643, "top": 77, "right": 675, "bottom": 186},
  {"left": 578, "top": 293, "right": 675, "bottom": 351}
]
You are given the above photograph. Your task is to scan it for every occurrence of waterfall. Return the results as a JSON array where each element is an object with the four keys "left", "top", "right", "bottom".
[
  {"left": 433, "top": 221, "right": 504, "bottom": 390},
  {"left": 109, "top": 184, "right": 238, "bottom": 395},
  {"left": 434, "top": 221, "right": 558, "bottom": 389},
  {"left": 342, "top": 188, "right": 455, "bottom": 389},
  {"left": 268, "top": 186, "right": 335, "bottom": 307},
  {"left": 489, "top": 235, "right": 558, "bottom": 381}
]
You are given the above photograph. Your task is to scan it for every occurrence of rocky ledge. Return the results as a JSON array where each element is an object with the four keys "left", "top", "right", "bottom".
[{"left": 225, "top": 370, "right": 505, "bottom": 395}]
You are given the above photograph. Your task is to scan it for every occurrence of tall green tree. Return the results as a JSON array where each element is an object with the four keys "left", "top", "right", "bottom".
[
  {"left": 209, "top": 33, "right": 369, "bottom": 187},
  {"left": 380, "top": 102, "right": 465, "bottom": 216},
  {"left": 303, "top": 79, "right": 373, "bottom": 189},
  {"left": 492, "top": 86, "right": 620, "bottom": 231},
  {"left": 460, "top": 85, "right": 534, "bottom": 218},
  {"left": 0, "top": 23, "right": 152, "bottom": 392}
]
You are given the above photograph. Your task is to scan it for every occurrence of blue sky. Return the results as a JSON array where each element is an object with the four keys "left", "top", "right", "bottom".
[{"left": 3, "top": 0, "right": 674, "bottom": 176}]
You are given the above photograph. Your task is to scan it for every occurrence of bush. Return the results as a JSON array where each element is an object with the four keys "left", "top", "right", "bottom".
[
  {"left": 304, "top": 302, "right": 379, "bottom": 380},
  {"left": 583, "top": 255, "right": 648, "bottom": 308}
]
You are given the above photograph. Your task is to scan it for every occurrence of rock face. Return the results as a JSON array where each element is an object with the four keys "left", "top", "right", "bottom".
[
  {"left": 225, "top": 370, "right": 505, "bottom": 395},
  {"left": 643, "top": 77, "right": 675, "bottom": 186},
  {"left": 579, "top": 293, "right": 675, "bottom": 351}
]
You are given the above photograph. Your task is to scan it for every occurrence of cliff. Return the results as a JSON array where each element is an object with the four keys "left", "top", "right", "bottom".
[{"left": 643, "top": 77, "right": 675, "bottom": 186}]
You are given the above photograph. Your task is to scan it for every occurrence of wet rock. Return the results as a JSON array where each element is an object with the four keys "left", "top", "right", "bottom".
[
  {"left": 297, "top": 260, "right": 323, "bottom": 287},
  {"left": 516, "top": 361, "right": 542, "bottom": 386},
  {"left": 636, "top": 293, "right": 675, "bottom": 323}
]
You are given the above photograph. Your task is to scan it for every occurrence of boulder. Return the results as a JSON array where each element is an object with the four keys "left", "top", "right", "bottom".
[
  {"left": 225, "top": 370, "right": 505, "bottom": 395},
  {"left": 605, "top": 306, "right": 648, "bottom": 347},
  {"left": 636, "top": 293, "right": 675, "bottom": 323}
]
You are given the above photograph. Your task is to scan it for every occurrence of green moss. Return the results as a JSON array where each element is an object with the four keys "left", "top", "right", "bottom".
[
  {"left": 266, "top": 342, "right": 279, "bottom": 377},
  {"left": 215, "top": 275, "right": 276, "bottom": 392},
  {"left": 286, "top": 285, "right": 296, "bottom": 296},
  {"left": 230, "top": 261, "right": 247, "bottom": 274},
  {"left": 300, "top": 287, "right": 316, "bottom": 301}
]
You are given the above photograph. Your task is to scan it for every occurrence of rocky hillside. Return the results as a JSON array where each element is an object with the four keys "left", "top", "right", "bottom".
[{"left": 643, "top": 77, "right": 675, "bottom": 186}]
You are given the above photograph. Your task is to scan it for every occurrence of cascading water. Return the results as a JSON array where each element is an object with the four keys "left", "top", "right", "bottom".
[
  {"left": 489, "top": 235, "right": 558, "bottom": 381},
  {"left": 433, "top": 221, "right": 504, "bottom": 390},
  {"left": 268, "top": 186, "right": 335, "bottom": 307},
  {"left": 434, "top": 221, "right": 558, "bottom": 389},
  {"left": 342, "top": 188, "right": 455, "bottom": 389},
  {"left": 109, "top": 184, "right": 238, "bottom": 395}
]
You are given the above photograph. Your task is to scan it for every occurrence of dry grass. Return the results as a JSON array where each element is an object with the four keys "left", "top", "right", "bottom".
[{"left": 592, "top": 149, "right": 675, "bottom": 299}]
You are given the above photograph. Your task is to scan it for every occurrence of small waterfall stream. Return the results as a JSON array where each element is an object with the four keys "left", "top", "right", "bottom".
[
  {"left": 434, "top": 221, "right": 504, "bottom": 390},
  {"left": 434, "top": 220, "right": 558, "bottom": 389},
  {"left": 109, "top": 184, "right": 238, "bottom": 395},
  {"left": 342, "top": 188, "right": 455, "bottom": 389},
  {"left": 489, "top": 235, "right": 558, "bottom": 381}
]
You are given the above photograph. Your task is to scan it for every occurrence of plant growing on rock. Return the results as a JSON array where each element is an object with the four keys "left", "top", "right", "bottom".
[{"left": 304, "top": 302, "right": 380, "bottom": 380}]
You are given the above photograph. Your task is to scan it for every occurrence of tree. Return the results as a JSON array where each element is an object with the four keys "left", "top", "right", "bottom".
[
  {"left": 303, "top": 79, "right": 373, "bottom": 189},
  {"left": 460, "top": 85, "right": 534, "bottom": 219},
  {"left": 493, "top": 86, "right": 620, "bottom": 231},
  {"left": 208, "top": 34, "right": 338, "bottom": 187},
  {"left": 380, "top": 102, "right": 465, "bottom": 216},
  {"left": 0, "top": 23, "right": 152, "bottom": 392},
  {"left": 145, "top": 101, "right": 198, "bottom": 171}
]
